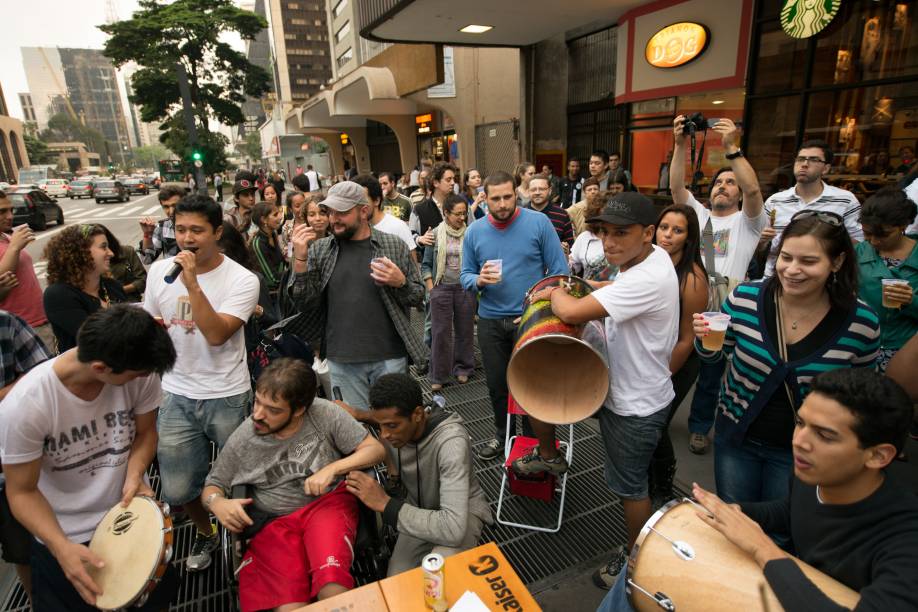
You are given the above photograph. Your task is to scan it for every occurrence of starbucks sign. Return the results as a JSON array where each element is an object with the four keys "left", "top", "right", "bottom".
[{"left": 780, "top": 0, "right": 842, "bottom": 38}]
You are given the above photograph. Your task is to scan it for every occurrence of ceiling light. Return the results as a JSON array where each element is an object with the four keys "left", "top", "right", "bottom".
[
  {"left": 460, "top": 24, "right": 493, "bottom": 34},
  {"left": 712, "top": 99, "right": 724, "bottom": 105}
]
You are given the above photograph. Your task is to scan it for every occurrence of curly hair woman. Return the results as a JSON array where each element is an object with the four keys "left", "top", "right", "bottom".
[{"left": 42, "top": 224, "right": 127, "bottom": 351}]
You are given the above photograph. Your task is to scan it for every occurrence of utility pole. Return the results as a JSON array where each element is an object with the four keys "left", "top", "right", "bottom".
[{"left": 175, "top": 63, "right": 207, "bottom": 195}]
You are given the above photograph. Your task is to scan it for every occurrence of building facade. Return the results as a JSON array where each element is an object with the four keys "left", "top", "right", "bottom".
[
  {"left": 0, "top": 84, "right": 30, "bottom": 183},
  {"left": 266, "top": 0, "right": 334, "bottom": 103}
]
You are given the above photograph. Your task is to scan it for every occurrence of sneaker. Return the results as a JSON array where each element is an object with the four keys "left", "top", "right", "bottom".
[
  {"left": 430, "top": 383, "right": 443, "bottom": 392},
  {"left": 476, "top": 438, "right": 503, "bottom": 461},
  {"left": 592, "top": 546, "right": 629, "bottom": 590},
  {"left": 688, "top": 433, "right": 708, "bottom": 455},
  {"left": 457, "top": 375, "right": 469, "bottom": 384},
  {"left": 511, "top": 447, "right": 569, "bottom": 476},
  {"left": 186, "top": 527, "right": 219, "bottom": 572}
]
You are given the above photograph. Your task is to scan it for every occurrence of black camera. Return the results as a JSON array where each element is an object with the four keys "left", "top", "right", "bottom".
[{"left": 685, "top": 112, "right": 709, "bottom": 133}]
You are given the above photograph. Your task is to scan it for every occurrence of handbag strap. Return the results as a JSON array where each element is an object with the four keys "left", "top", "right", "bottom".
[
  {"left": 773, "top": 292, "right": 797, "bottom": 411},
  {"left": 702, "top": 216, "right": 717, "bottom": 279}
]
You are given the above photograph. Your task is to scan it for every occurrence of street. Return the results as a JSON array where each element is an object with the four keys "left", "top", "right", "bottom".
[{"left": 25, "top": 192, "right": 162, "bottom": 286}]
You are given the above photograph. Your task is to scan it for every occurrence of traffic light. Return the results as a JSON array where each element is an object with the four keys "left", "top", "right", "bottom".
[{"left": 191, "top": 150, "right": 203, "bottom": 161}]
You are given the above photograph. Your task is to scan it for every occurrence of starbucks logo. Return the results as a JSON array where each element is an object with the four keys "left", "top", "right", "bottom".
[{"left": 780, "top": 0, "right": 842, "bottom": 39}]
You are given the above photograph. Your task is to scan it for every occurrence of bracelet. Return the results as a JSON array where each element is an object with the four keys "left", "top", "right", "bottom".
[
  {"left": 203, "top": 492, "right": 223, "bottom": 509},
  {"left": 725, "top": 149, "right": 744, "bottom": 160},
  {"left": 295, "top": 257, "right": 308, "bottom": 262}
]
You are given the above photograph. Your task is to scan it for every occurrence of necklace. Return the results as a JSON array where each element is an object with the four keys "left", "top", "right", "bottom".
[
  {"left": 816, "top": 485, "right": 825, "bottom": 504},
  {"left": 779, "top": 295, "right": 827, "bottom": 330}
]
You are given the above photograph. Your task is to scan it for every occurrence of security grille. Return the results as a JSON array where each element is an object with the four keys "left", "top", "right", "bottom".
[{"left": 475, "top": 120, "right": 519, "bottom": 178}]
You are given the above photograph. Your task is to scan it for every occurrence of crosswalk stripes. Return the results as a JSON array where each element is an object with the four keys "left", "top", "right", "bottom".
[
  {"left": 65, "top": 208, "right": 98, "bottom": 219},
  {"left": 115, "top": 205, "right": 147, "bottom": 217},
  {"left": 143, "top": 205, "right": 162, "bottom": 215}
]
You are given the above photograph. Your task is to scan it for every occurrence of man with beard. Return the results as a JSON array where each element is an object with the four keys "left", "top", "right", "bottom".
[
  {"left": 203, "top": 358, "right": 385, "bottom": 610},
  {"left": 379, "top": 172, "right": 412, "bottom": 222},
  {"left": 762, "top": 140, "right": 863, "bottom": 278},
  {"left": 670, "top": 115, "right": 766, "bottom": 455},
  {"left": 559, "top": 158, "right": 584, "bottom": 209},
  {"left": 460, "top": 171, "right": 568, "bottom": 460},
  {"left": 527, "top": 174, "right": 573, "bottom": 250},
  {"left": 286, "top": 181, "right": 426, "bottom": 411}
]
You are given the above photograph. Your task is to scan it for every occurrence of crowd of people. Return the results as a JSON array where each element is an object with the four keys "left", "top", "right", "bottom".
[{"left": 0, "top": 113, "right": 915, "bottom": 612}]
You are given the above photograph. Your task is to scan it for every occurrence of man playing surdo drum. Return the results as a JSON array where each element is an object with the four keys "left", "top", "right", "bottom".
[
  {"left": 598, "top": 368, "right": 918, "bottom": 610},
  {"left": 0, "top": 306, "right": 178, "bottom": 611}
]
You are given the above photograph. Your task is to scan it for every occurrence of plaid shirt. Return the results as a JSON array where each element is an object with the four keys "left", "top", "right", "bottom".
[
  {"left": 287, "top": 228, "right": 428, "bottom": 365},
  {"left": 0, "top": 310, "right": 51, "bottom": 388}
]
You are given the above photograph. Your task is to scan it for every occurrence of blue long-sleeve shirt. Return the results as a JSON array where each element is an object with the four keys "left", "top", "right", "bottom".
[{"left": 460, "top": 208, "right": 568, "bottom": 319}]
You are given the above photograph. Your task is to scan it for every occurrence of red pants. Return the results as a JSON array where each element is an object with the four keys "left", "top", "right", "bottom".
[{"left": 239, "top": 484, "right": 358, "bottom": 611}]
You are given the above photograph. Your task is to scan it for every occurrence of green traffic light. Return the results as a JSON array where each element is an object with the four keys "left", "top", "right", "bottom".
[{"left": 192, "top": 151, "right": 202, "bottom": 161}]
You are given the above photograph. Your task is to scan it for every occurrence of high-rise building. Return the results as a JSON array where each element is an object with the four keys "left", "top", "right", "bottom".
[
  {"left": 21, "top": 47, "right": 132, "bottom": 156},
  {"left": 266, "top": 0, "right": 333, "bottom": 103},
  {"left": 326, "top": 0, "right": 388, "bottom": 79},
  {"left": 121, "top": 66, "right": 162, "bottom": 149},
  {"left": 18, "top": 94, "right": 36, "bottom": 123},
  {"left": 240, "top": 0, "right": 273, "bottom": 137}
]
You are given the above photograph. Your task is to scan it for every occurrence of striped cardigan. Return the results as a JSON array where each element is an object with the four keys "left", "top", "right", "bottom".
[{"left": 696, "top": 282, "right": 880, "bottom": 444}]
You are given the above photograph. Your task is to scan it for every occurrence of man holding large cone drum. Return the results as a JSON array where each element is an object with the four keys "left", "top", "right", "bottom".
[{"left": 510, "top": 192, "right": 681, "bottom": 588}]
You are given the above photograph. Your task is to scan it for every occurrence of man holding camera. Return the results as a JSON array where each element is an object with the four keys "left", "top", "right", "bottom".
[{"left": 670, "top": 115, "right": 766, "bottom": 455}]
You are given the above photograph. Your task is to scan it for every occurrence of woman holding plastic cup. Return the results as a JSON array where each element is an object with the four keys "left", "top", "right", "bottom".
[
  {"left": 854, "top": 187, "right": 918, "bottom": 373},
  {"left": 692, "top": 210, "right": 880, "bottom": 509}
]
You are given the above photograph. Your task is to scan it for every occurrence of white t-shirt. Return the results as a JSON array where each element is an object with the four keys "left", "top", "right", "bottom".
[
  {"left": 592, "top": 246, "right": 679, "bottom": 417},
  {"left": 570, "top": 231, "right": 609, "bottom": 279},
  {"left": 305, "top": 169, "right": 320, "bottom": 191},
  {"left": 685, "top": 192, "right": 767, "bottom": 282},
  {"left": 143, "top": 255, "right": 259, "bottom": 399},
  {"left": 0, "top": 359, "right": 162, "bottom": 543},
  {"left": 762, "top": 182, "right": 863, "bottom": 277},
  {"left": 904, "top": 177, "right": 918, "bottom": 235},
  {"left": 373, "top": 212, "right": 416, "bottom": 252}
]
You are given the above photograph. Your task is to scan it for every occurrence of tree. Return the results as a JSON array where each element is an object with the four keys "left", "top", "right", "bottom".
[
  {"left": 23, "top": 135, "right": 52, "bottom": 164},
  {"left": 239, "top": 131, "right": 263, "bottom": 162},
  {"left": 131, "top": 144, "right": 171, "bottom": 169},
  {"left": 100, "top": 0, "right": 271, "bottom": 175},
  {"left": 40, "top": 113, "right": 109, "bottom": 155}
]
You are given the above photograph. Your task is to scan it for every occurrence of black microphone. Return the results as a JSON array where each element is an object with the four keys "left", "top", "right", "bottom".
[{"left": 164, "top": 247, "right": 198, "bottom": 284}]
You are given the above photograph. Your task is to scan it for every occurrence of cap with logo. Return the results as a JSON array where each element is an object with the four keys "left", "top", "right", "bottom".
[
  {"left": 321, "top": 181, "right": 369, "bottom": 212},
  {"left": 586, "top": 191, "right": 658, "bottom": 226},
  {"left": 233, "top": 171, "right": 258, "bottom": 196}
]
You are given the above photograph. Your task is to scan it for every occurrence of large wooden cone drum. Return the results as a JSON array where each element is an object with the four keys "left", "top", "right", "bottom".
[{"left": 507, "top": 275, "right": 609, "bottom": 424}]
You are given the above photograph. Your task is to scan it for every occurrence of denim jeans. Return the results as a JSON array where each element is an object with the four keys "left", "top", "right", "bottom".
[
  {"left": 597, "top": 570, "right": 636, "bottom": 612},
  {"left": 429, "top": 283, "right": 477, "bottom": 384},
  {"left": 157, "top": 389, "right": 251, "bottom": 505},
  {"left": 687, "top": 356, "right": 726, "bottom": 435},
  {"left": 714, "top": 435, "right": 793, "bottom": 504},
  {"left": 327, "top": 357, "right": 408, "bottom": 410},
  {"left": 477, "top": 316, "right": 520, "bottom": 440},
  {"left": 599, "top": 406, "right": 670, "bottom": 500}
]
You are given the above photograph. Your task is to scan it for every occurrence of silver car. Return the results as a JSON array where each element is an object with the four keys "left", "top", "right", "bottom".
[{"left": 94, "top": 181, "right": 129, "bottom": 204}]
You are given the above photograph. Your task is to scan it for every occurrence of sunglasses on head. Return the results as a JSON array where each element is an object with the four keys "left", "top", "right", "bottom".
[{"left": 791, "top": 210, "right": 843, "bottom": 227}]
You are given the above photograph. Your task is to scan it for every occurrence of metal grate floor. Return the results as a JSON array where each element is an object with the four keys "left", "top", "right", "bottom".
[{"left": 1, "top": 310, "right": 679, "bottom": 609}]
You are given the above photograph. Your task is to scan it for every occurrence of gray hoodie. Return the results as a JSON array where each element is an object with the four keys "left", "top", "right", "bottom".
[{"left": 382, "top": 409, "right": 492, "bottom": 547}]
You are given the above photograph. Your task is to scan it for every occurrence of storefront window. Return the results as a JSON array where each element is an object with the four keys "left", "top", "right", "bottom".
[
  {"left": 812, "top": 2, "right": 918, "bottom": 86},
  {"left": 804, "top": 81, "right": 918, "bottom": 197},
  {"left": 753, "top": 21, "right": 808, "bottom": 93},
  {"left": 745, "top": 95, "right": 803, "bottom": 196}
]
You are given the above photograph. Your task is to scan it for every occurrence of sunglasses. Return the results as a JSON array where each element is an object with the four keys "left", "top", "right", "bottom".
[{"left": 791, "top": 210, "right": 843, "bottom": 226}]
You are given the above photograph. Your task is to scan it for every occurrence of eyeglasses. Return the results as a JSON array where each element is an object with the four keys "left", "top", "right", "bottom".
[
  {"left": 447, "top": 210, "right": 467, "bottom": 218},
  {"left": 794, "top": 156, "right": 827, "bottom": 165},
  {"left": 791, "top": 210, "right": 843, "bottom": 226}
]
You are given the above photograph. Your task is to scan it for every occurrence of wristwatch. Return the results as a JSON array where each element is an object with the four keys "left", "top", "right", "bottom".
[
  {"left": 725, "top": 149, "right": 744, "bottom": 160},
  {"left": 203, "top": 492, "right": 222, "bottom": 509}
]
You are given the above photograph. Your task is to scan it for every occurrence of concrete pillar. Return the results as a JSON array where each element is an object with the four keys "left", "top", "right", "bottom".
[
  {"left": 347, "top": 127, "right": 371, "bottom": 173},
  {"left": 371, "top": 114, "right": 419, "bottom": 174},
  {"left": 322, "top": 135, "right": 345, "bottom": 179}
]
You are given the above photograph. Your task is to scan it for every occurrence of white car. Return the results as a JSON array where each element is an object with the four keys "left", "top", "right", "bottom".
[
  {"left": 0, "top": 182, "right": 10, "bottom": 192},
  {"left": 40, "top": 179, "right": 70, "bottom": 199}
]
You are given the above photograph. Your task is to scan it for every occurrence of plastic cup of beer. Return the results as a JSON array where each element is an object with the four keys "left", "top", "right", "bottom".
[
  {"left": 701, "top": 312, "right": 731, "bottom": 351},
  {"left": 371, "top": 257, "right": 386, "bottom": 285},
  {"left": 485, "top": 259, "right": 503, "bottom": 282},
  {"left": 881, "top": 278, "right": 909, "bottom": 309}
]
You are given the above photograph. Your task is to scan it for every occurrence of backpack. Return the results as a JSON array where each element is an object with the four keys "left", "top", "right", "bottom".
[{"left": 248, "top": 314, "right": 314, "bottom": 382}]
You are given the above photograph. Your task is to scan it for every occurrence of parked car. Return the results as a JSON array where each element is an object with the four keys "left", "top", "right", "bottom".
[
  {"left": 69, "top": 180, "right": 95, "bottom": 199},
  {"left": 123, "top": 178, "right": 150, "bottom": 195},
  {"left": 0, "top": 182, "right": 10, "bottom": 192},
  {"left": 9, "top": 190, "right": 64, "bottom": 231},
  {"left": 40, "top": 178, "right": 70, "bottom": 199},
  {"left": 94, "top": 180, "right": 130, "bottom": 204},
  {"left": 12, "top": 183, "right": 41, "bottom": 192}
]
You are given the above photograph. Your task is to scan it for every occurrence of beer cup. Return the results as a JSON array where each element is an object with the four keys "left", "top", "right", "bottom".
[
  {"left": 485, "top": 258, "right": 503, "bottom": 283},
  {"left": 881, "top": 278, "right": 909, "bottom": 309},
  {"left": 701, "top": 312, "right": 731, "bottom": 351}
]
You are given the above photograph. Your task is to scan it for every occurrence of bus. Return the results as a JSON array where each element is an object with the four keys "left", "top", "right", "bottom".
[
  {"left": 18, "top": 165, "right": 60, "bottom": 185},
  {"left": 158, "top": 159, "right": 188, "bottom": 183}
]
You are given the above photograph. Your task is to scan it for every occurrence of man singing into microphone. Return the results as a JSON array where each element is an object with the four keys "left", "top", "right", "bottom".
[{"left": 143, "top": 194, "right": 260, "bottom": 573}]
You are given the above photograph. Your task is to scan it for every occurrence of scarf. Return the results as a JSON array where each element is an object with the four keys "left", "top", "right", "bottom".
[{"left": 434, "top": 221, "right": 467, "bottom": 286}]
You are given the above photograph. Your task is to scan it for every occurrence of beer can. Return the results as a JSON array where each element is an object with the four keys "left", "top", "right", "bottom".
[{"left": 422, "top": 553, "right": 446, "bottom": 610}]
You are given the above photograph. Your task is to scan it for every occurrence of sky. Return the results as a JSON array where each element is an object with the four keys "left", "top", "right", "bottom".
[{"left": 0, "top": 0, "right": 245, "bottom": 122}]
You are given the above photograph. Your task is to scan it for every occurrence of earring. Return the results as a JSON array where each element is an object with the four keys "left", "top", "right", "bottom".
[{"left": 831, "top": 271, "right": 838, "bottom": 285}]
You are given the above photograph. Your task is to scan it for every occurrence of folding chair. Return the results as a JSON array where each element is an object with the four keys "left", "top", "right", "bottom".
[{"left": 495, "top": 395, "right": 574, "bottom": 533}]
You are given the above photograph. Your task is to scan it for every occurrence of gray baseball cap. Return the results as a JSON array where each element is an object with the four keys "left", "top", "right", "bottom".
[
  {"left": 321, "top": 181, "right": 368, "bottom": 212},
  {"left": 586, "top": 192, "right": 658, "bottom": 226}
]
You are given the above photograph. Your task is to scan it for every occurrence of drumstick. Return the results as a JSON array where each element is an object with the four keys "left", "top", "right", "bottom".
[{"left": 758, "top": 582, "right": 771, "bottom": 612}]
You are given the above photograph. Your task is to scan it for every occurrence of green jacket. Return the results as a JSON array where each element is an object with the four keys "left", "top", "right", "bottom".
[{"left": 855, "top": 240, "right": 918, "bottom": 350}]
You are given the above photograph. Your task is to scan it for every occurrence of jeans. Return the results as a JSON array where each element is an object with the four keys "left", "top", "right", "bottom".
[
  {"left": 157, "top": 389, "right": 251, "bottom": 505},
  {"left": 327, "top": 357, "right": 408, "bottom": 410},
  {"left": 714, "top": 435, "right": 793, "bottom": 504},
  {"left": 598, "top": 406, "right": 670, "bottom": 500},
  {"left": 429, "top": 283, "right": 477, "bottom": 384},
  {"left": 597, "top": 570, "right": 636, "bottom": 612},
  {"left": 687, "top": 356, "right": 726, "bottom": 435},
  {"left": 477, "top": 316, "right": 522, "bottom": 440}
]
